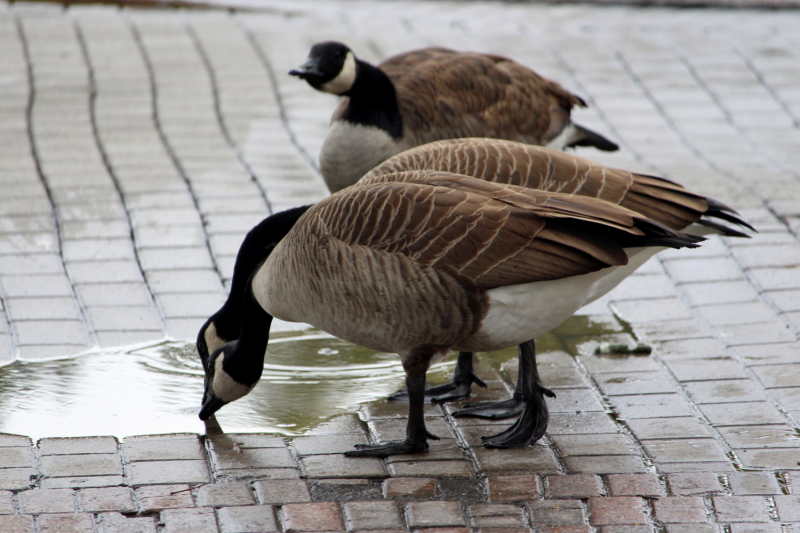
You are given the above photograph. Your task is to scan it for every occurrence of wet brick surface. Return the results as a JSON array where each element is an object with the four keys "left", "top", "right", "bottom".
[{"left": 0, "top": 0, "right": 798, "bottom": 531}]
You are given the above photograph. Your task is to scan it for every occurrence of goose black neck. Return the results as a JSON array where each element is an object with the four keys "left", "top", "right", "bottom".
[
  {"left": 223, "top": 280, "right": 272, "bottom": 386},
  {"left": 213, "top": 205, "right": 311, "bottom": 342},
  {"left": 341, "top": 60, "right": 403, "bottom": 139}
]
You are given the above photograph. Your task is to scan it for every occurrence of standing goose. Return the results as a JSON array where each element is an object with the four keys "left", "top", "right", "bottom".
[
  {"left": 289, "top": 42, "right": 619, "bottom": 193},
  {"left": 365, "top": 139, "right": 755, "bottom": 412},
  {"left": 198, "top": 171, "right": 704, "bottom": 454}
]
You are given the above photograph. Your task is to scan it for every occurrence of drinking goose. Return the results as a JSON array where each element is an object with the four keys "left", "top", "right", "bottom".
[
  {"left": 289, "top": 42, "right": 618, "bottom": 193},
  {"left": 197, "top": 140, "right": 754, "bottom": 426},
  {"left": 198, "top": 170, "right": 704, "bottom": 455}
]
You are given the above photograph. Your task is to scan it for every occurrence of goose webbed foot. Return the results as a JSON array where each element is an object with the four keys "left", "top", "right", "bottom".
[
  {"left": 388, "top": 351, "right": 487, "bottom": 403},
  {"left": 345, "top": 429, "right": 438, "bottom": 458},
  {"left": 479, "top": 339, "right": 552, "bottom": 448},
  {"left": 481, "top": 397, "right": 549, "bottom": 448},
  {"left": 345, "top": 439, "right": 427, "bottom": 457},
  {"left": 452, "top": 396, "right": 526, "bottom": 419}
]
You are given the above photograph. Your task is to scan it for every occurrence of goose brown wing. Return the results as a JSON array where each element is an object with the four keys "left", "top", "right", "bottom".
[
  {"left": 314, "top": 171, "right": 673, "bottom": 290},
  {"left": 377, "top": 49, "right": 583, "bottom": 147},
  {"left": 364, "top": 139, "right": 709, "bottom": 231}
]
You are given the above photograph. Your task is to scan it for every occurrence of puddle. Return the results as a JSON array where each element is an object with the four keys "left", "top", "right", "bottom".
[{"left": 0, "top": 315, "right": 626, "bottom": 439}]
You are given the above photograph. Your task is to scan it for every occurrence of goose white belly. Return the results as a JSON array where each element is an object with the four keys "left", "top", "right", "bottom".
[
  {"left": 320, "top": 121, "right": 401, "bottom": 192},
  {"left": 458, "top": 247, "right": 660, "bottom": 352}
]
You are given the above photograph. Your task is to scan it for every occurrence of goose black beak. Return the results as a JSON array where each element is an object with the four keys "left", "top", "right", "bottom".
[
  {"left": 199, "top": 390, "right": 225, "bottom": 421},
  {"left": 289, "top": 57, "right": 322, "bottom": 80}
]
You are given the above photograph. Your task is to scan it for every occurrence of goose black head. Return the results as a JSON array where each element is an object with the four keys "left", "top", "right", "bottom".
[
  {"left": 290, "top": 41, "right": 357, "bottom": 95},
  {"left": 199, "top": 340, "right": 261, "bottom": 421}
]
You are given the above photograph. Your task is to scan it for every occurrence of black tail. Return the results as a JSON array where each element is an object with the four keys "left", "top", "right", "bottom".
[
  {"left": 702, "top": 198, "right": 757, "bottom": 235},
  {"left": 633, "top": 217, "right": 706, "bottom": 250},
  {"left": 567, "top": 123, "right": 619, "bottom": 152}
]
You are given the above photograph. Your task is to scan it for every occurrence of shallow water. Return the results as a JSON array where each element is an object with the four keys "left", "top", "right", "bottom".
[{"left": 0, "top": 315, "right": 627, "bottom": 439}]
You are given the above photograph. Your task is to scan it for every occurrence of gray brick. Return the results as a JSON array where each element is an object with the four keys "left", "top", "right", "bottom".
[
  {"left": 217, "top": 505, "right": 279, "bottom": 533},
  {"left": 406, "top": 501, "right": 465, "bottom": 528},
  {"left": 19, "top": 489, "right": 76, "bottom": 514},
  {"left": 40, "top": 453, "right": 122, "bottom": 477},
  {"left": 39, "top": 513, "right": 95, "bottom": 532},
  {"left": 344, "top": 501, "right": 404, "bottom": 530},
  {"left": 124, "top": 435, "right": 204, "bottom": 462},
  {"left": 79, "top": 486, "right": 136, "bottom": 512},
  {"left": 161, "top": 508, "right": 219, "bottom": 533},
  {"left": 129, "top": 460, "right": 210, "bottom": 486}
]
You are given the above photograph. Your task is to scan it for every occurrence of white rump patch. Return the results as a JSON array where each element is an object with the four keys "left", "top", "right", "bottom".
[
  {"left": 546, "top": 123, "right": 579, "bottom": 151},
  {"left": 322, "top": 51, "right": 357, "bottom": 95}
]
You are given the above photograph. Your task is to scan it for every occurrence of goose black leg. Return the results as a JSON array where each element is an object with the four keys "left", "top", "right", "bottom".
[
  {"left": 387, "top": 351, "right": 487, "bottom": 403},
  {"left": 452, "top": 341, "right": 555, "bottom": 420},
  {"left": 346, "top": 374, "right": 439, "bottom": 457},
  {"left": 481, "top": 339, "right": 554, "bottom": 448}
]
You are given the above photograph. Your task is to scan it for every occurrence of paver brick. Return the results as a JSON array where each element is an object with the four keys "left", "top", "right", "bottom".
[
  {"left": 0, "top": 467, "right": 34, "bottom": 490},
  {"left": 383, "top": 477, "right": 436, "bottom": 499},
  {"left": 607, "top": 474, "right": 663, "bottom": 497},
  {"left": 135, "top": 484, "right": 195, "bottom": 512},
  {"left": 0, "top": 515, "right": 35, "bottom": 533},
  {"left": 713, "top": 496, "right": 771, "bottom": 522},
  {"left": 699, "top": 402, "right": 786, "bottom": 426},
  {"left": 550, "top": 433, "right": 636, "bottom": 457},
  {"left": 128, "top": 460, "right": 210, "bottom": 485},
  {"left": 195, "top": 482, "right": 255, "bottom": 507},
  {"left": 406, "top": 501, "right": 465, "bottom": 528},
  {"left": 563, "top": 455, "right": 647, "bottom": 475},
  {"left": 212, "top": 447, "right": 295, "bottom": 470},
  {"left": 301, "top": 454, "right": 387, "bottom": 478},
  {"left": 42, "top": 475, "right": 124, "bottom": 490},
  {"left": 642, "top": 439, "right": 729, "bottom": 463},
  {"left": 774, "top": 495, "right": 800, "bottom": 521},
  {"left": 40, "top": 453, "right": 122, "bottom": 477},
  {"left": 161, "top": 507, "right": 219, "bottom": 533},
  {"left": 486, "top": 474, "right": 539, "bottom": 501},
  {"left": 528, "top": 500, "right": 584, "bottom": 526},
  {"left": 39, "top": 513, "right": 95, "bottom": 533},
  {"left": 254, "top": 479, "right": 311, "bottom": 504},
  {"left": 547, "top": 474, "right": 604, "bottom": 499},
  {"left": 217, "top": 505, "right": 279, "bottom": 533},
  {"left": 122, "top": 435, "right": 205, "bottom": 461},
  {"left": 468, "top": 503, "right": 526, "bottom": 527},
  {"left": 588, "top": 497, "right": 648, "bottom": 525},
  {"left": 0, "top": 491, "right": 13, "bottom": 514},
  {"left": 0, "top": 446, "right": 33, "bottom": 468},
  {"left": 344, "top": 501, "right": 404, "bottom": 530},
  {"left": 79, "top": 486, "right": 136, "bottom": 512},
  {"left": 18, "top": 488, "right": 76, "bottom": 514},
  {"left": 282, "top": 502, "right": 345, "bottom": 532},
  {"left": 626, "top": 418, "right": 712, "bottom": 440},
  {"left": 727, "top": 472, "right": 782, "bottom": 495},
  {"left": 473, "top": 447, "right": 559, "bottom": 474},
  {"left": 97, "top": 511, "right": 158, "bottom": 533},
  {"left": 653, "top": 496, "right": 707, "bottom": 523}
]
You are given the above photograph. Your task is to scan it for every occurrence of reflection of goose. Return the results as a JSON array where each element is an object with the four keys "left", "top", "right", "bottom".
[
  {"left": 289, "top": 42, "right": 618, "bottom": 193},
  {"left": 198, "top": 169, "right": 705, "bottom": 455}
]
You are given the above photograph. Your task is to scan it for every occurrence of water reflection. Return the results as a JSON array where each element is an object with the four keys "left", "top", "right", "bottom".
[{"left": 0, "top": 315, "right": 626, "bottom": 439}]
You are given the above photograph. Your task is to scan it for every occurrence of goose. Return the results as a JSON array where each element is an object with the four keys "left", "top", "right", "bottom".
[
  {"left": 365, "top": 138, "right": 754, "bottom": 414},
  {"left": 198, "top": 170, "right": 705, "bottom": 455},
  {"left": 197, "top": 139, "right": 754, "bottom": 420},
  {"left": 289, "top": 42, "right": 619, "bottom": 193}
]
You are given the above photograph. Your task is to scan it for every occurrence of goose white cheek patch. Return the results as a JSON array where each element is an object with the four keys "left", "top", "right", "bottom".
[
  {"left": 322, "top": 51, "right": 357, "bottom": 95},
  {"left": 212, "top": 356, "right": 256, "bottom": 403}
]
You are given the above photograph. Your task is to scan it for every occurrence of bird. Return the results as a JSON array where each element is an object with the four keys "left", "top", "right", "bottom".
[
  {"left": 196, "top": 139, "right": 754, "bottom": 437},
  {"left": 198, "top": 169, "right": 706, "bottom": 455},
  {"left": 362, "top": 138, "right": 755, "bottom": 416},
  {"left": 289, "top": 41, "right": 619, "bottom": 193}
]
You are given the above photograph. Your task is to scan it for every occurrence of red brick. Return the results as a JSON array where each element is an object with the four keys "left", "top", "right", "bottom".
[
  {"left": 547, "top": 475, "right": 604, "bottom": 499},
  {"left": 282, "top": 502, "right": 345, "bottom": 532},
  {"left": 653, "top": 497, "right": 707, "bottom": 523},
  {"left": 487, "top": 474, "right": 540, "bottom": 500},
  {"left": 406, "top": 501, "right": 466, "bottom": 528},
  {"left": 383, "top": 477, "right": 436, "bottom": 498},
  {"left": 667, "top": 473, "right": 723, "bottom": 496},
  {"left": 589, "top": 497, "right": 648, "bottom": 525},
  {"left": 607, "top": 474, "right": 663, "bottom": 497}
]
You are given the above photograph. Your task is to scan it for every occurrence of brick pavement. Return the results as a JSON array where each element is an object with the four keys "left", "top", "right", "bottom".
[{"left": 0, "top": 0, "right": 799, "bottom": 531}]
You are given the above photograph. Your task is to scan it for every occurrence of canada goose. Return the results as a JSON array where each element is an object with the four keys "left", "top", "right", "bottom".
[
  {"left": 198, "top": 170, "right": 704, "bottom": 455},
  {"left": 289, "top": 42, "right": 619, "bottom": 193},
  {"left": 364, "top": 138, "right": 755, "bottom": 413},
  {"left": 197, "top": 140, "right": 754, "bottom": 428}
]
